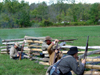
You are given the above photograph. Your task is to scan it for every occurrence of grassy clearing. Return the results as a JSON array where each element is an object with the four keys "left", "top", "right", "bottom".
[
  {"left": 0, "top": 26, "right": 100, "bottom": 75},
  {"left": 0, "top": 54, "right": 47, "bottom": 75},
  {"left": 0, "top": 26, "right": 100, "bottom": 45}
]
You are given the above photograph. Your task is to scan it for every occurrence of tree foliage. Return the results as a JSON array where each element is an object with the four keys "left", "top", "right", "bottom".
[
  {"left": 89, "top": 3, "right": 100, "bottom": 24},
  {"left": 0, "top": 0, "right": 100, "bottom": 28}
]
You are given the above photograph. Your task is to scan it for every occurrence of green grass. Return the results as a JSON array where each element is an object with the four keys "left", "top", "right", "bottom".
[
  {"left": 0, "top": 54, "right": 48, "bottom": 75},
  {"left": 0, "top": 26, "right": 100, "bottom": 46},
  {"left": 0, "top": 26, "right": 100, "bottom": 75}
]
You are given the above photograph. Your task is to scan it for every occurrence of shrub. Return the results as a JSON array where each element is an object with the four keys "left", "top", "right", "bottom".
[{"left": 40, "top": 20, "right": 53, "bottom": 27}]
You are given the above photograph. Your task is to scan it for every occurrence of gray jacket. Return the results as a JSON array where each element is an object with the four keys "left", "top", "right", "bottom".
[
  {"left": 58, "top": 55, "right": 84, "bottom": 75},
  {"left": 10, "top": 46, "right": 21, "bottom": 59},
  {"left": 42, "top": 42, "right": 50, "bottom": 51}
]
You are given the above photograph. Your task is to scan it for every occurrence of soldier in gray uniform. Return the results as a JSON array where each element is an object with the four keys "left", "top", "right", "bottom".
[
  {"left": 10, "top": 42, "right": 28, "bottom": 59},
  {"left": 57, "top": 47, "right": 86, "bottom": 75},
  {"left": 10, "top": 43, "right": 21, "bottom": 59}
]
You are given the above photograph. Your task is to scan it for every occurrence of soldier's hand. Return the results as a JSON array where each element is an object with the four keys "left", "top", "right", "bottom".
[
  {"left": 82, "top": 59, "right": 86, "bottom": 64},
  {"left": 22, "top": 42, "right": 25, "bottom": 47},
  {"left": 52, "top": 39, "right": 59, "bottom": 45},
  {"left": 55, "top": 50, "right": 58, "bottom": 53},
  {"left": 17, "top": 54, "right": 19, "bottom": 57},
  {"left": 55, "top": 39, "right": 59, "bottom": 43}
]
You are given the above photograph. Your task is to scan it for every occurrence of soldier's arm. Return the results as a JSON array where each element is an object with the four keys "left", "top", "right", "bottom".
[
  {"left": 47, "top": 43, "right": 54, "bottom": 55},
  {"left": 69, "top": 58, "right": 85, "bottom": 75}
]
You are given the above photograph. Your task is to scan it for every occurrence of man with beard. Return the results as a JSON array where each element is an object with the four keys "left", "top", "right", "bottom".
[{"left": 42, "top": 36, "right": 63, "bottom": 65}]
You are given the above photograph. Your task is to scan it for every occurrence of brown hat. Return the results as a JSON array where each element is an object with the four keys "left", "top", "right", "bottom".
[
  {"left": 45, "top": 36, "right": 52, "bottom": 41},
  {"left": 15, "top": 42, "right": 19, "bottom": 47}
]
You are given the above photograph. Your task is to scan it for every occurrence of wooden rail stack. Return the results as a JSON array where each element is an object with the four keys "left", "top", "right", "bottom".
[
  {"left": 24, "top": 36, "right": 47, "bottom": 61},
  {"left": 0, "top": 38, "right": 25, "bottom": 54}
]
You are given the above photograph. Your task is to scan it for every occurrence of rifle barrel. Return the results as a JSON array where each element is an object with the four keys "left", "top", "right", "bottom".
[
  {"left": 84, "top": 36, "right": 89, "bottom": 59},
  {"left": 52, "top": 39, "right": 77, "bottom": 42},
  {"left": 19, "top": 42, "right": 25, "bottom": 60}
]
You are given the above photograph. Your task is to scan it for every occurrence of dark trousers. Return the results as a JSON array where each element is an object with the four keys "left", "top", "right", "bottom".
[
  {"left": 64, "top": 71, "right": 72, "bottom": 75},
  {"left": 13, "top": 53, "right": 27, "bottom": 60},
  {"left": 60, "top": 71, "right": 72, "bottom": 75}
]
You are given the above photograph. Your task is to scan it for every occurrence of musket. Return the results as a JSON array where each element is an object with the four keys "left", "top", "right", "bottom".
[
  {"left": 52, "top": 39, "right": 77, "bottom": 42},
  {"left": 84, "top": 36, "right": 89, "bottom": 60},
  {"left": 53, "top": 42, "right": 58, "bottom": 64},
  {"left": 6, "top": 43, "right": 9, "bottom": 54},
  {"left": 83, "top": 36, "right": 89, "bottom": 75},
  {"left": 19, "top": 42, "right": 25, "bottom": 60}
]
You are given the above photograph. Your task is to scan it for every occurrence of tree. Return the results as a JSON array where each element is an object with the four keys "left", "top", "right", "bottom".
[
  {"left": 0, "top": 2, "right": 3, "bottom": 13},
  {"left": 89, "top": 3, "right": 100, "bottom": 24},
  {"left": 36, "top": 2, "right": 48, "bottom": 19}
]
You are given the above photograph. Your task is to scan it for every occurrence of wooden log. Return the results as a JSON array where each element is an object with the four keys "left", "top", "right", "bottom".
[
  {"left": 28, "top": 45, "right": 42, "bottom": 48},
  {"left": 87, "top": 57, "right": 97, "bottom": 59},
  {"left": 82, "top": 58, "right": 100, "bottom": 62},
  {"left": 0, "top": 46, "right": 10, "bottom": 48},
  {"left": 1, "top": 47, "right": 28, "bottom": 51},
  {"left": 32, "top": 53, "right": 40, "bottom": 56},
  {"left": 24, "top": 36, "right": 45, "bottom": 40},
  {"left": 79, "top": 49, "right": 100, "bottom": 60},
  {"left": 85, "top": 65, "right": 100, "bottom": 70},
  {"left": 30, "top": 49, "right": 42, "bottom": 51},
  {"left": 24, "top": 48, "right": 42, "bottom": 51},
  {"left": 25, "top": 40, "right": 43, "bottom": 43},
  {"left": 1, "top": 50, "right": 27, "bottom": 53},
  {"left": 84, "top": 71, "right": 100, "bottom": 75},
  {"left": 0, "top": 44, "right": 28, "bottom": 49},
  {"left": 44, "top": 54, "right": 49, "bottom": 57},
  {"left": 71, "top": 71, "right": 100, "bottom": 75},
  {"left": 32, "top": 57, "right": 49, "bottom": 61},
  {"left": 42, "top": 51, "right": 67, "bottom": 54},
  {"left": 1, "top": 49, "right": 9, "bottom": 52},
  {"left": 39, "top": 61, "right": 49, "bottom": 65},
  {"left": 78, "top": 51, "right": 100, "bottom": 54},
  {"left": 2, "top": 38, "right": 24, "bottom": 42},
  {"left": 61, "top": 45, "right": 100, "bottom": 49},
  {"left": 1, "top": 52, "right": 8, "bottom": 54},
  {"left": 2, "top": 41, "right": 24, "bottom": 45}
]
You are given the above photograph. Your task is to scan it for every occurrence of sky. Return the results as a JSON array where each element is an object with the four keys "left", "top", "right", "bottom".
[
  {"left": 0, "top": 0, "right": 100, "bottom": 5},
  {"left": 19, "top": 0, "right": 100, "bottom": 5}
]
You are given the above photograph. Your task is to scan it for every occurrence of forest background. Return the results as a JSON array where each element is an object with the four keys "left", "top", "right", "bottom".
[{"left": 0, "top": 0, "right": 100, "bottom": 28}]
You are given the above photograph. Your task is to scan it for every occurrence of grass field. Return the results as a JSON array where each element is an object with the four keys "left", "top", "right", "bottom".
[{"left": 0, "top": 26, "right": 100, "bottom": 75}]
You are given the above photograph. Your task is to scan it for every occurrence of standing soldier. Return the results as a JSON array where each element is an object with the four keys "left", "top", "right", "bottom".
[{"left": 42, "top": 36, "right": 63, "bottom": 65}]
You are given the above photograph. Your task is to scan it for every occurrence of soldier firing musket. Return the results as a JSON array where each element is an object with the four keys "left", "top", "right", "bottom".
[{"left": 42, "top": 36, "right": 63, "bottom": 65}]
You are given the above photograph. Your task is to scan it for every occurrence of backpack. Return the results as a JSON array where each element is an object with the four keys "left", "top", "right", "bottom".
[{"left": 50, "top": 60, "right": 61, "bottom": 75}]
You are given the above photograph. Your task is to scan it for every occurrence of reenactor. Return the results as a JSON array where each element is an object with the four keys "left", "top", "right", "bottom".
[{"left": 42, "top": 36, "right": 63, "bottom": 65}]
